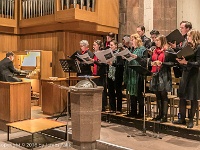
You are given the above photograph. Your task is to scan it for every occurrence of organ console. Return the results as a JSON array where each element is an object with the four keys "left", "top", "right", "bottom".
[{"left": 0, "top": 50, "right": 52, "bottom": 103}]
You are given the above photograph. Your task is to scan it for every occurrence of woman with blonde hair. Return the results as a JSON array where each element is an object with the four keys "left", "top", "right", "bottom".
[
  {"left": 173, "top": 30, "right": 200, "bottom": 128},
  {"left": 124, "top": 33, "right": 147, "bottom": 118}
]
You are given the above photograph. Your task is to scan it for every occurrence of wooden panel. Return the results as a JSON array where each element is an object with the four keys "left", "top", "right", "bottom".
[
  {"left": 20, "top": 32, "right": 61, "bottom": 51},
  {"left": 0, "top": 82, "right": 31, "bottom": 122},
  {"left": 55, "top": 8, "right": 76, "bottom": 21},
  {"left": 40, "top": 51, "right": 52, "bottom": 79},
  {"left": 96, "top": 0, "right": 119, "bottom": 30},
  {"left": 0, "top": 34, "right": 18, "bottom": 51},
  {"left": 0, "top": 18, "right": 16, "bottom": 27},
  {"left": 0, "top": 26, "right": 14, "bottom": 33},
  {"left": 41, "top": 79, "right": 67, "bottom": 115},
  {"left": 19, "top": 15, "right": 56, "bottom": 28},
  {"left": 20, "top": 31, "right": 102, "bottom": 77}
]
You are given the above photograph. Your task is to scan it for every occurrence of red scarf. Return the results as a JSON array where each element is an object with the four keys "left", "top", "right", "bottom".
[
  {"left": 93, "top": 55, "right": 98, "bottom": 75},
  {"left": 82, "top": 50, "right": 86, "bottom": 54},
  {"left": 151, "top": 48, "right": 165, "bottom": 73}
]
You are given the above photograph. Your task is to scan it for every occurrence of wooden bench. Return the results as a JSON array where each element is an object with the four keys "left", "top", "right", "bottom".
[{"left": 7, "top": 118, "right": 67, "bottom": 150}]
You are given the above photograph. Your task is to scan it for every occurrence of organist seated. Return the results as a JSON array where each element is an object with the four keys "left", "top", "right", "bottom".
[{"left": 0, "top": 52, "right": 26, "bottom": 82}]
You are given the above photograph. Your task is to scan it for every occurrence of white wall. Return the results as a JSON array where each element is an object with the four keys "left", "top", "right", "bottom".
[{"left": 177, "top": 0, "right": 200, "bottom": 30}]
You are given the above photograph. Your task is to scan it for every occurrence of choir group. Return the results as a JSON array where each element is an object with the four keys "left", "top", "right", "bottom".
[{"left": 72, "top": 21, "right": 200, "bottom": 128}]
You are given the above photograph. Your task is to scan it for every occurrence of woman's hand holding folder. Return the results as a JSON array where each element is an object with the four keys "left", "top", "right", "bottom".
[{"left": 176, "top": 56, "right": 188, "bottom": 65}]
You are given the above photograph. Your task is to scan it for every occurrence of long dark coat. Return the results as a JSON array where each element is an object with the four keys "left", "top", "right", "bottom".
[{"left": 179, "top": 45, "right": 200, "bottom": 101}]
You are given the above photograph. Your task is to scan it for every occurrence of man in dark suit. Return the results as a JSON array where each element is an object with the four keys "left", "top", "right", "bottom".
[
  {"left": 169, "top": 21, "right": 192, "bottom": 52},
  {"left": 0, "top": 52, "right": 22, "bottom": 82},
  {"left": 137, "top": 25, "right": 151, "bottom": 49}
]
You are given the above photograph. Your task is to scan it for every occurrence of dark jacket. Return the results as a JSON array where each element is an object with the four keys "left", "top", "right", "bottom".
[
  {"left": 141, "top": 35, "right": 151, "bottom": 49},
  {"left": 174, "top": 34, "right": 188, "bottom": 52},
  {"left": 0, "top": 58, "right": 22, "bottom": 82},
  {"left": 178, "top": 45, "right": 200, "bottom": 101}
]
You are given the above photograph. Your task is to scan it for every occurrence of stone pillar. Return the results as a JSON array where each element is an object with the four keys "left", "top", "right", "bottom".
[
  {"left": 144, "top": 0, "right": 153, "bottom": 37},
  {"left": 119, "top": 0, "right": 144, "bottom": 41},
  {"left": 70, "top": 86, "right": 103, "bottom": 150},
  {"left": 153, "top": 0, "right": 177, "bottom": 35},
  {"left": 119, "top": 0, "right": 178, "bottom": 39}
]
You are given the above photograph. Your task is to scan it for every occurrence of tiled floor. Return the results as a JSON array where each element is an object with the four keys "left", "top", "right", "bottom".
[{"left": 0, "top": 106, "right": 200, "bottom": 150}]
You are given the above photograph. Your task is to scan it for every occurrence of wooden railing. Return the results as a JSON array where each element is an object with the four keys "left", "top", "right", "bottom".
[
  {"left": 21, "top": 0, "right": 55, "bottom": 19},
  {"left": 20, "top": 0, "right": 96, "bottom": 19},
  {"left": 59, "top": 0, "right": 95, "bottom": 11},
  {"left": 0, "top": 0, "right": 118, "bottom": 34},
  {"left": 0, "top": 0, "right": 15, "bottom": 19}
]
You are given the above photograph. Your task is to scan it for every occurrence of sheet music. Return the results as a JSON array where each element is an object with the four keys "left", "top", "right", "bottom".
[
  {"left": 115, "top": 48, "right": 134, "bottom": 61},
  {"left": 76, "top": 53, "right": 93, "bottom": 64},
  {"left": 95, "top": 48, "right": 115, "bottom": 63}
]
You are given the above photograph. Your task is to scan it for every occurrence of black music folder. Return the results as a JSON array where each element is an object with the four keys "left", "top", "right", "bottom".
[
  {"left": 166, "top": 29, "right": 185, "bottom": 45},
  {"left": 69, "top": 51, "right": 82, "bottom": 62},
  {"left": 129, "top": 65, "right": 152, "bottom": 76},
  {"left": 165, "top": 45, "right": 194, "bottom": 62}
]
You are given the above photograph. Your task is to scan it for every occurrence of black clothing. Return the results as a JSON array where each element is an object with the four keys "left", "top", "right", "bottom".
[
  {"left": 108, "top": 53, "right": 125, "bottom": 112},
  {"left": 141, "top": 35, "right": 151, "bottom": 49},
  {"left": 0, "top": 57, "right": 22, "bottom": 82},
  {"left": 173, "top": 34, "right": 188, "bottom": 77},
  {"left": 174, "top": 34, "right": 188, "bottom": 52},
  {"left": 174, "top": 45, "right": 200, "bottom": 126},
  {"left": 178, "top": 45, "right": 200, "bottom": 101}
]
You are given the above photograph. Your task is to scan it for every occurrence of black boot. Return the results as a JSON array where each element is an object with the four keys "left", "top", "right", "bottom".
[
  {"left": 187, "top": 119, "right": 194, "bottom": 128},
  {"left": 172, "top": 113, "right": 186, "bottom": 125},
  {"left": 152, "top": 100, "right": 162, "bottom": 121},
  {"left": 160, "top": 101, "right": 168, "bottom": 122},
  {"left": 128, "top": 95, "right": 137, "bottom": 117},
  {"left": 187, "top": 100, "right": 198, "bottom": 128},
  {"left": 173, "top": 98, "right": 187, "bottom": 124}
]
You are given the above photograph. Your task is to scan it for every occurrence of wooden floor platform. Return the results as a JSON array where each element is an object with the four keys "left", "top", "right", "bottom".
[
  {"left": 101, "top": 112, "right": 200, "bottom": 136},
  {"left": 7, "top": 118, "right": 67, "bottom": 149}
]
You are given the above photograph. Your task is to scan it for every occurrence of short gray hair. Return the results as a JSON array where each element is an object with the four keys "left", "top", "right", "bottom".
[{"left": 80, "top": 40, "right": 89, "bottom": 47}]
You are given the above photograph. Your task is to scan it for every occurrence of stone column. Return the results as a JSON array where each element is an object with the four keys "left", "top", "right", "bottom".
[
  {"left": 153, "top": 0, "right": 177, "bottom": 35},
  {"left": 119, "top": 0, "right": 144, "bottom": 40},
  {"left": 119, "top": 0, "right": 178, "bottom": 39},
  {"left": 70, "top": 86, "right": 103, "bottom": 150}
]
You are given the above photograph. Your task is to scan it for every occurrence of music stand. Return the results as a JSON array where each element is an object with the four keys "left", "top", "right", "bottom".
[
  {"left": 56, "top": 58, "right": 81, "bottom": 120},
  {"left": 129, "top": 65, "right": 152, "bottom": 135}
]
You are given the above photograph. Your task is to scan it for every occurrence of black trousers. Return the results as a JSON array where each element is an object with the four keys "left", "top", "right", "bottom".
[
  {"left": 107, "top": 77, "right": 123, "bottom": 111},
  {"left": 179, "top": 98, "right": 198, "bottom": 121}
]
